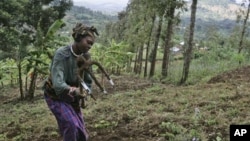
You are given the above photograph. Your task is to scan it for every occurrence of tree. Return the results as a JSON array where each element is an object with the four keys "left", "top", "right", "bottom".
[
  {"left": 161, "top": 0, "right": 186, "bottom": 78},
  {"left": 27, "top": 19, "right": 67, "bottom": 99},
  {"left": 237, "top": 2, "right": 250, "bottom": 64},
  {"left": 0, "top": 0, "right": 28, "bottom": 58},
  {"left": 103, "top": 0, "right": 187, "bottom": 78},
  {"left": 149, "top": 16, "right": 163, "bottom": 77},
  {"left": 22, "top": 0, "right": 72, "bottom": 99},
  {"left": 162, "top": 0, "right": 177, "bottom": 77},
  {"left": 0, "top": 0, "right": 72, "bottom": 99},
  {"left": 0, "top": 0, "right": 35, "bottom": 99},
  {"left": 179, "top": 0, "right": 198, "bottom": 84},
  {"left": 144, "top": 14, "right": 156, "bottom": 77}
]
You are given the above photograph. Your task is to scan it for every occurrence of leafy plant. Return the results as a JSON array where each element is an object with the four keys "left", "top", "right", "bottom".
[
  {"left": 94, "top": 120, "right": 118, "bottom": 129},
  {"left": 91, "top": 40, "right": 134, "bottom": 74}
]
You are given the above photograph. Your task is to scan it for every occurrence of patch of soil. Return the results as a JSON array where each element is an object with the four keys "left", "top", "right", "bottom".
[
  {"left": 208, "top": 65, "right": 250, "bottom": 84},
  {"left": 91, "top": 74, "right": 153, "bottom": 96}
]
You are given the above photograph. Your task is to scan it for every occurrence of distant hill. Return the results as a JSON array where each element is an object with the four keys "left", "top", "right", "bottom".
[
  {"left": 62, "top": 6, "right": 117, "bottom": 36},
  {"left": 180, "top": 0, "right": 248, "bottom": 38},
  {"left": 62, "top": 1, "right": 248, "bottom": 41}
]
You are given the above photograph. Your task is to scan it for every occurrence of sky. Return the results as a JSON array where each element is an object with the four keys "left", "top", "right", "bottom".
[{"left": 72, "top": 0, "right": 129, "bottom": 13}]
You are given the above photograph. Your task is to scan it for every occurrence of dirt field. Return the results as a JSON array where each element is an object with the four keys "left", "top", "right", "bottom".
[
  {"left": 90, "top": 66, "right": 250, "bottom": 141},
  {"left": 1, "top": 66, "right": 250, "bottom": 141}
]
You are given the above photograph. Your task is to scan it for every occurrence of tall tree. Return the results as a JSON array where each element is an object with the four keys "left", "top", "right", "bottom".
[
  {"left": 162, "top": 0, "right": 177, "bottom": 77},
  {"left": 23, "top": 0, "right": 72, "bottom": 99},
  {"left": 147, "top": 0, "right": 168, "bottom": 78},
  {"left": 0, "top": 0, "right": 34, "bottom": 99},
  {"left": 179, "top": 0, "right": 198, "bottom": 84},
  {"left": 16, "top": 25, "right": 34, "bottom": 99},
  {"left": 149, "top": 16, "right": 163, "bottom": 77},
  {"left": 104, "top": 0, "right": 186, "bottom": 77},
  {"left": 161, "top": 0, "right": 186, "bottom": 78},
  {"left": 0, "top": 0, "right": 28, "bottom": 57},
  {"left": 237, "top": 2, "right": 250, "bottom": 64},
  {"left": 109, "top": 0, "right": 153, "bottom": 75},
  {"left": 144, "top": 14, "right": 156, "bottom": 77}
]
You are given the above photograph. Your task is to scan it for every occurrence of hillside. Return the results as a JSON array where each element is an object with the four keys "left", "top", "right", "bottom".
[
  {"left": 180, "top": 0, "right": 247, "bottom": 38},
  {"left": 1, "top": 66, "right": 250, "bottom": 140},
  {"left": 62, "top": 6, "right": 117, "bottom": 36},
  {"left": 61, "top": 1, "right": 247, "bottom": 40}
]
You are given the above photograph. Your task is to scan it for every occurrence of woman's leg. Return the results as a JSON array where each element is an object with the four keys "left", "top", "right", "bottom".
[{"left": 44, "top": 93, "right": 89, "bottom": 141}]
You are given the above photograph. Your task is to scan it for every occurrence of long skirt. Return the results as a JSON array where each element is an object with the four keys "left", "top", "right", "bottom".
[{"left": 44, "top": 93, "right": 89, "bottom": 141}]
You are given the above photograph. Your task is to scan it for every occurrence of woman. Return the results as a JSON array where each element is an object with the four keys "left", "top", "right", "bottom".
[{"left": 43, "top": 23, "right": 99, "bottom": 141}]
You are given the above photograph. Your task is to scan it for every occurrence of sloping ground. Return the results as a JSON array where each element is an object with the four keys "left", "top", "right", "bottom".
[
  {"left": 208, "top": 65, "right": 250, "bottom": 84},
  {"left": 88, "top": 66, "right": 250, "bottom": 141},
  {"left": 91, "top": 74, "right": 153, "bottom": 96},
  {"left": 1, "top": 66, "right": 250, "bottom": 141}
]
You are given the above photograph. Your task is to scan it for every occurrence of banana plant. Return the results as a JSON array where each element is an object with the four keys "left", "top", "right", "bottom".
[
  {"left": 26, "top": 19, "right": 68, "bottom": 99},
  {"left": 0, "top": 58, "right": 18, "bottom": 87},
  {"left": 91, "top": 39, "right": 134, "bottom": 74}
]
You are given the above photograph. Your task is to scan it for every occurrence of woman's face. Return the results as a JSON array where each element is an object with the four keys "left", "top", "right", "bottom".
[{"left": 78, "top": 35, "right": 95, "bottom": 53}]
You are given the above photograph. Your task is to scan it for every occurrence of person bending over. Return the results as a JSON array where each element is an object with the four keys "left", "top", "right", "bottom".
[{"left": 43, "top": 23, "right": 98, "bottom": 141}]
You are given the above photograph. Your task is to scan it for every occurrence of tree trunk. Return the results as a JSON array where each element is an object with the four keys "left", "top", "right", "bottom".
[
  {"left": 25, "top": 76, "right": 28, "bottom": 92},
  {"left": 138, "top": 44, "right": 144, "bottom": 75},
  {"left": 127, "top": 57, "right": 132, "bottom": 72},
  {"left": 134, "top": 46, "right": 139, "bottom": 74},
  {"left": 28, "top": 66, "right": 38, "bottom": 99},
  {"left": 17, "top": 62, "right": 24, "bottom": 100},
  {"left": 144, "top": 14, "right": 156, "bottom": 78},
  {"left": 149, "top": 16, "right": 163, "bottom": 78},
  {"left": 179, "top": 0, "right": 198, "bottom": 84},
  {"left": 162, "top": 1, "right": 176, "bottom": 77},
  {"left": 10, "top": 73, "right": 13, "bottom": 87},
  {"left": 238, "top": 2, "right": 250, "bottom": 64}
]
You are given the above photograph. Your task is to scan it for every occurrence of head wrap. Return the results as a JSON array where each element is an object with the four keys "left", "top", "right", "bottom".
[{"left": 72, "top": 23, "right": 99, "bottom": 41}]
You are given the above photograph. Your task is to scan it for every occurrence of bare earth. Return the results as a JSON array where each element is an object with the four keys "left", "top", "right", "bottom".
[{"left": 1, "top": 65, "right": 250, "bottom": 141}]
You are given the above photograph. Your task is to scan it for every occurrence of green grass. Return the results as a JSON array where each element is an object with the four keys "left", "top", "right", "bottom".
[{"left": 150, "top": 54, "right": 250, "bottom": 84}]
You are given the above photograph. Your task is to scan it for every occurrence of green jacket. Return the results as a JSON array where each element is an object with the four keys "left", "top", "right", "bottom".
[{"left": 50, "top": 45, "right": 92, "bottom": 96}]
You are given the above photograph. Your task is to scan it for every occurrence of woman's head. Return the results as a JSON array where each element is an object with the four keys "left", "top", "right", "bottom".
[
  {"left": 72, "top": 23, "right": 99, "bottom": 53},
  {"left": 72, "top": 23, "right": 99, "bottom": 42}
]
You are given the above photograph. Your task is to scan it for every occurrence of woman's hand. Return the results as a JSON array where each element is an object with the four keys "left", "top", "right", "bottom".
[{"left": 73, "top": 88, "right": 87, "bottom": 99}]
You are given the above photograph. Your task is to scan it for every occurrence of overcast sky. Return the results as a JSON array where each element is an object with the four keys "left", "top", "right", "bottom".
[{"left": 73, "top": 0, "right": 128, "bottom": 5}]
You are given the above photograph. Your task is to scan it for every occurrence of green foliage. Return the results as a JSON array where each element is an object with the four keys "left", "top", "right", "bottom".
[
  {"left": 158, "top": 46, "right": 250, "bottom": 84},
  {"left": 0, "top": 0, "right": 72, "bottom": 57},
  {"left": 26, "top": 19, "right": 70, "bottom": 75},
  {"left": 0, "top": 0, "right": 27, "bottom": 26},
  {"left": 91, "top": 40, "right": 134, "bottom": 73},
  {"left": 159, "top": 121, "right": 184, "bottom": 134},
  {"left": 232, "top": 53, "right": 246, "bottom": 63},
  {"left": 94, "top": 120, "right": 118, "bottom": 129},
  {"left": 0, "top": 58, "right": 18, "bottom": 85},
  {"left": 45, "top": 19, "right": 65, "bottom": 41},
  {"left": 23, "top": 0, "right": 72, "bottom": 33}
]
